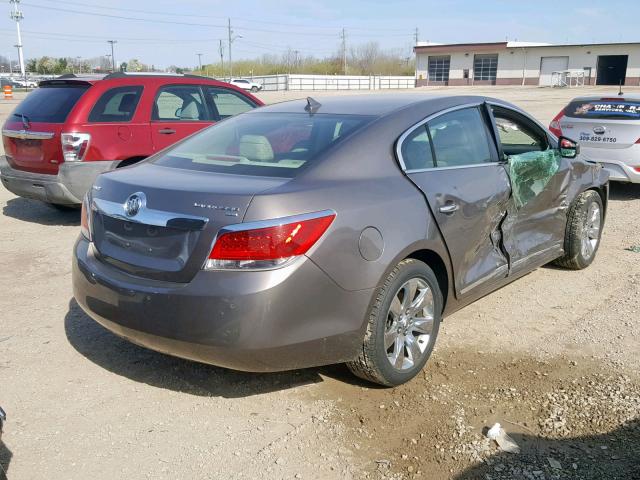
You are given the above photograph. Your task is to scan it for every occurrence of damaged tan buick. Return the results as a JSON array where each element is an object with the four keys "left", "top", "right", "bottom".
[{"left": 73, "top": 95, "right": 609, "bottom": 387}]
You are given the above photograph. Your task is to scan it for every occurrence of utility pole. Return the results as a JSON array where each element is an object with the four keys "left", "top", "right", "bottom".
[
  {"left": 9, "top": 0, "right": 25, "bottom": 81},
  {"left": 340, "top": 28, "right": 347, "bottom": 75},
  {"left": 196, "top": 53, "right": 203, "bottom": 72},
  {"left": 414, "top": 27, "right": 419, "bottom": 45},
  {"left": 107, "top": 40, "right": 117, "bottom": 72},
  {"left": 218, "top": 39, "right": 224, "bottom": 80}
]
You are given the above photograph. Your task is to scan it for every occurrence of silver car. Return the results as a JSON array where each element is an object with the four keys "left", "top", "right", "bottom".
[
  {"left": 73, "top": 94, "right": 608, "bottom": 386},
  {"left": 550, "top": 94, "right": 640, "bottom": 183}
]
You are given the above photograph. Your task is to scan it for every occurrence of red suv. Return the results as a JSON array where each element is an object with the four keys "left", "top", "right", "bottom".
[{"left": 0, "top": 73, "right": 263, "bottom": 207}]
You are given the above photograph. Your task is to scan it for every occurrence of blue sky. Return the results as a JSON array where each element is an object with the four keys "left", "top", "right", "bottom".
[{"left": 1, "top": 0, "right": 638, "bottom": 68}]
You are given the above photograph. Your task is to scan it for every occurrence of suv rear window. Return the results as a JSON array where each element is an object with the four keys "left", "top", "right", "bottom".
[
  {"left": 89, "top": 86, "right": 143, "bottom": 122},
  {"left": 12, "top": 85, "right": 89, "bottom": 123},
  {"left": 153, "top": 112, "right": 373, "bottom": 178},
  {"left": 564, "top": 100, "right": 640, "bottom": 120}
]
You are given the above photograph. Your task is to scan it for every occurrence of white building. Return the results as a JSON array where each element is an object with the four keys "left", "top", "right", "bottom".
[{"left": 414, "top": 41, "right": 640, "bottom": 87}]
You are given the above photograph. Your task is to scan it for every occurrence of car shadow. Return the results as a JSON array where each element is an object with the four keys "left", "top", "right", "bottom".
[
  {"left": 609, "top": 182, "right": 640, "bottom": 201},
  {"left": 2, "top": 198, "right": 79, "bottom": 226},
  {"left": 63, "top": 298, "right": 350, "bottom": 398},
  {"left": 454, "top": 419, "right": 640, "bottom": 480},
  {"left": 0, "top": 440, "right": 11, "bottom": 480}
]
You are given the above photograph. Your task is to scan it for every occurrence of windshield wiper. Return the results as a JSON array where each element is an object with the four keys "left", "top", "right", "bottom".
[{"left": 12, "top": 113, "right": 31, "bottom": 129}]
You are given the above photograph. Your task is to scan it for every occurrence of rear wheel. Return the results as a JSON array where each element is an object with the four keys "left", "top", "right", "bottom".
[
  {"left": 347, "top": 259, "right": 442, "bottom": 386},
  {"left": 250, "top": 86, "right": 259, "bottom": 93},
  {"left": 554, "top": 190, "right": 603, "bottom": 270}
]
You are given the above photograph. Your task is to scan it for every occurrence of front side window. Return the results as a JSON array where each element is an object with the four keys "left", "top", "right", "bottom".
[
  {"left": 153, "top": 85, "right": 207, "bottom": 121},
  {"left": 89, "top": 86, "right": 143, "bottom": 122},
  {"left": 493, "top": 108, "right": 559, "bottom": 209},
  {"left": 492, "top": 108, "right": 547, "bottom": 156},
  {"left": 152, "top": 113, "right": 373, "bottom": 178},
  {"left": 428, "top": 107, "right": 492, "bottom": 167},
  {"left": 205, "top": 87, "right": 256, "bottom": 120}
]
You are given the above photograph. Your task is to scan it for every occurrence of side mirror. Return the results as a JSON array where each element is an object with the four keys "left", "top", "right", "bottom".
[
  {"left": 175, "top": 107, "right": 182, "bottom": 118},
  {"left": 559, "top": 136, "right": 580, "bottom": 159}
]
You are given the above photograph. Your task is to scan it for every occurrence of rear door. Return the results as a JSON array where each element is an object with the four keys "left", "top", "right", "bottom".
[
  {"left": 150, "top": 84, "right": 212, "bottom": 152},
  {"left": 560, "top": 98, "right": 640, "bottom": 149},
  {"left": 2, "top": 81, "right": 90, "bottom": 174},
  {"left": 400, "top": 105, "right": 512, "bottom": 297}
]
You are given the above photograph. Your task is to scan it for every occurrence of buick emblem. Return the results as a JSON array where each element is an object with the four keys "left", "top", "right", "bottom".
[
  {"left": 124, "top": 192, "right": 146, "bottom": 217},
  {"left": 593, "top": 126, "right": 606, "bottom": 135}
]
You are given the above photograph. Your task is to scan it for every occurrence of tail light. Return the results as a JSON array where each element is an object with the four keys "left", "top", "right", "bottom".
[
  {"left": 205, "top": 211, "right": 336, "bottom": 270},
  {"left": 549, "top": 109, "right": 565, "bottom": 138},
  {"left": 636, "top": 137, "right": 640, "bottom": 144},
  {"left": 80, "top": 194, "right": 92, "bottom": 241},
  {"left": 61, "top": 133, "right": 90, "bottom": 162}
]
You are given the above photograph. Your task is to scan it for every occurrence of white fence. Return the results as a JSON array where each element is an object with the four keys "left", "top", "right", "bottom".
[{"left": 243, "top": 74, "right": 416, "bottom": 91}]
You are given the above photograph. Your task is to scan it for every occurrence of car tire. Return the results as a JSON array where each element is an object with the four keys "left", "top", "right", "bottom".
[
  {"left": 250, "top": 86, "right": 259, "bottom": 92},
  {"left": 347, "top": 258, "right": 442, "bottom": 387},
  {"left": 554, "top": 190, "right": 604, "bottom": 270}
]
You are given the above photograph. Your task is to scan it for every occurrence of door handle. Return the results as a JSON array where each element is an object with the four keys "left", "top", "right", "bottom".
[
  {"left": 158, "top": 128, "right": 176, "bottom": 135},
  {"left": 439, "top": 203, "right": 459, "bottom": 214}
]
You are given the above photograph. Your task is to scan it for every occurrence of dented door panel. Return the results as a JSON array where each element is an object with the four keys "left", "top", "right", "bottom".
[{"left": 407, "top": 164, "right": 511, "bottom": 297}]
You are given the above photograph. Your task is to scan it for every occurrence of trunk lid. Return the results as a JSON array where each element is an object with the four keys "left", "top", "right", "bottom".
[
  {"left": 90, "top": 163, "right": 289, "bottom": 283},
  {"left": 3, "top": 82, "right": 90, "bottom": 174},
  {"left": 560, "top": 98, "right": 640, "bottom": 149}
]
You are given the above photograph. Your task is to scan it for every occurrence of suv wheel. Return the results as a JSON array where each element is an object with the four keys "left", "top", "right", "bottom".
[
  {"left": 347, "top": 259, "right": 442, "bottom": 386},
  {"left": 250, "top": 86, "right": 259, "bottom": 93}
]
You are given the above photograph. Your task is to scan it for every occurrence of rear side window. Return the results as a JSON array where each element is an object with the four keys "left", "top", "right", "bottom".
[
  {"left": 88, "top": 86, "right": 143, "bottom": 122},
  {"left": 152, "top": 113, "right": 373, "bottom": 178},
  {"left": 12, "top": 85, "right": 89, "bottom": 123},
  {"left": 564, "top": 100, "right": 640, "bottom": 120},
  {"left": 400, "top": 126, "right": 434, "bottom": 170},
  {"left": 205, "top": 87, "right": 256, "bottom": 120},
  {"left": 428, "top": 107, "right": 493, "bottom": 168},
  {"left": 153, "top": 85, "right": 207, "bottom": 121}
]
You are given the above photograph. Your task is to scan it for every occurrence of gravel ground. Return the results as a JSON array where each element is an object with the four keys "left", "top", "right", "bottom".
[{"left": 0, "top": 86, "right": 639, "bottom": 480}]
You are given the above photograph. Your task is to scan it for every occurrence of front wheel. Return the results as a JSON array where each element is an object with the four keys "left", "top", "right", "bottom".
[
  {"left": 250, "top": 86, "right": 259, "bottom": 92},
  {"left": 347, "top": 259, "right": 442, "bottom": 386},
  {"left": 554, "top": 190, "right": 604, "bottom": 270}
]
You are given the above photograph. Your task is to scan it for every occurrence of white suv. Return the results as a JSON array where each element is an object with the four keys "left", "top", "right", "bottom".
[
  {"left": 550, "top": 95, "right": 640, "bottom": 183},
  {"left": 229, "top": 78, "right": 262, "bottom": 93}
]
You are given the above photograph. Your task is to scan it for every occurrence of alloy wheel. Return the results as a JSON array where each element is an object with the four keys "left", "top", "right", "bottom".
[
  {"left": 384, "top": 278, "right": 434, "bottom": 371},
  {"left": 581, "top": 202, "right": 601, "bottom": 259}
]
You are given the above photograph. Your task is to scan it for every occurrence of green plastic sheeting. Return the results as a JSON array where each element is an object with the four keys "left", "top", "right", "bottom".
[{"left": 508, "top": 149, "right": 560, "bottom": 209}]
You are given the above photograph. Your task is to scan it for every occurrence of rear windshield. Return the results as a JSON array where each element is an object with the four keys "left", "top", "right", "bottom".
[
  {"left": 564, "top": 100, "right": 640, "bottom": 120},
  {"left": 12, "top": 85, "right": 89, "bottom": 123},
  {"left": 152, "top": 112, "right": 374, "bottom": 178}
]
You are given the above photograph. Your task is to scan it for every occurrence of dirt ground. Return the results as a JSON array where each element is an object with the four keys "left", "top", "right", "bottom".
[{"left": 0, "top": 86, "right": 639, "bottom": 480}]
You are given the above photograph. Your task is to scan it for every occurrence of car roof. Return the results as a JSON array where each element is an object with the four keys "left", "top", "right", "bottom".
[
  {"left": 254, "top": 94, "right": 513, "bottom": 117},
  {"left": 569, "top": 94, "right": 640, "bottom": 102}
]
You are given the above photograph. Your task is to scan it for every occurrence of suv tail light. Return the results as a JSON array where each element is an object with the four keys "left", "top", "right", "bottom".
[
  {"left": 205, "top": 211, "right": 336, "bottom": 270},
  {"left": 549, "top": 109, "right": 565, "bottom": 138},
  {"left": 636, "top": 137, "right": 640, "bottom": 144},
  {"left": 62, "top": 133, "right": 91, "bottom": 162}
]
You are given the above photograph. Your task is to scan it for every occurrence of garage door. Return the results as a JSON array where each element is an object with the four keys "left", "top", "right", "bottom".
[{"left": 539, "top": 56, "right": 569, "bottom": 86}]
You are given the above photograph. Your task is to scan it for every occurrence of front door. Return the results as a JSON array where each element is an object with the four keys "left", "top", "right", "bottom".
[
  {"left": 151, "top": 84, "right": 212, "bottom": 152},
  {"left": 401, "top": 105, "right": 512, "bottom": 296},
  {"left": 488, "top": 104, "right": 570, "bottom": 271}
]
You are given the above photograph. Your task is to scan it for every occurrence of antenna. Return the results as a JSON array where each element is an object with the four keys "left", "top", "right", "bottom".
[{"left": 305, "top": 97, "right": 321, "bottom": 114}]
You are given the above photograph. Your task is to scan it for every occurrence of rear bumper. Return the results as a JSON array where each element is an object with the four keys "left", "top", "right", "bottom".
[
  {"left": 0, "top": 156, "right": 119, "bottom": 205},
  {"left": 581, "top": 146, "right": 640, "bottom": 183},
  {"left": 72, "top": 237, "right": 372, "bottom": 372}
]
